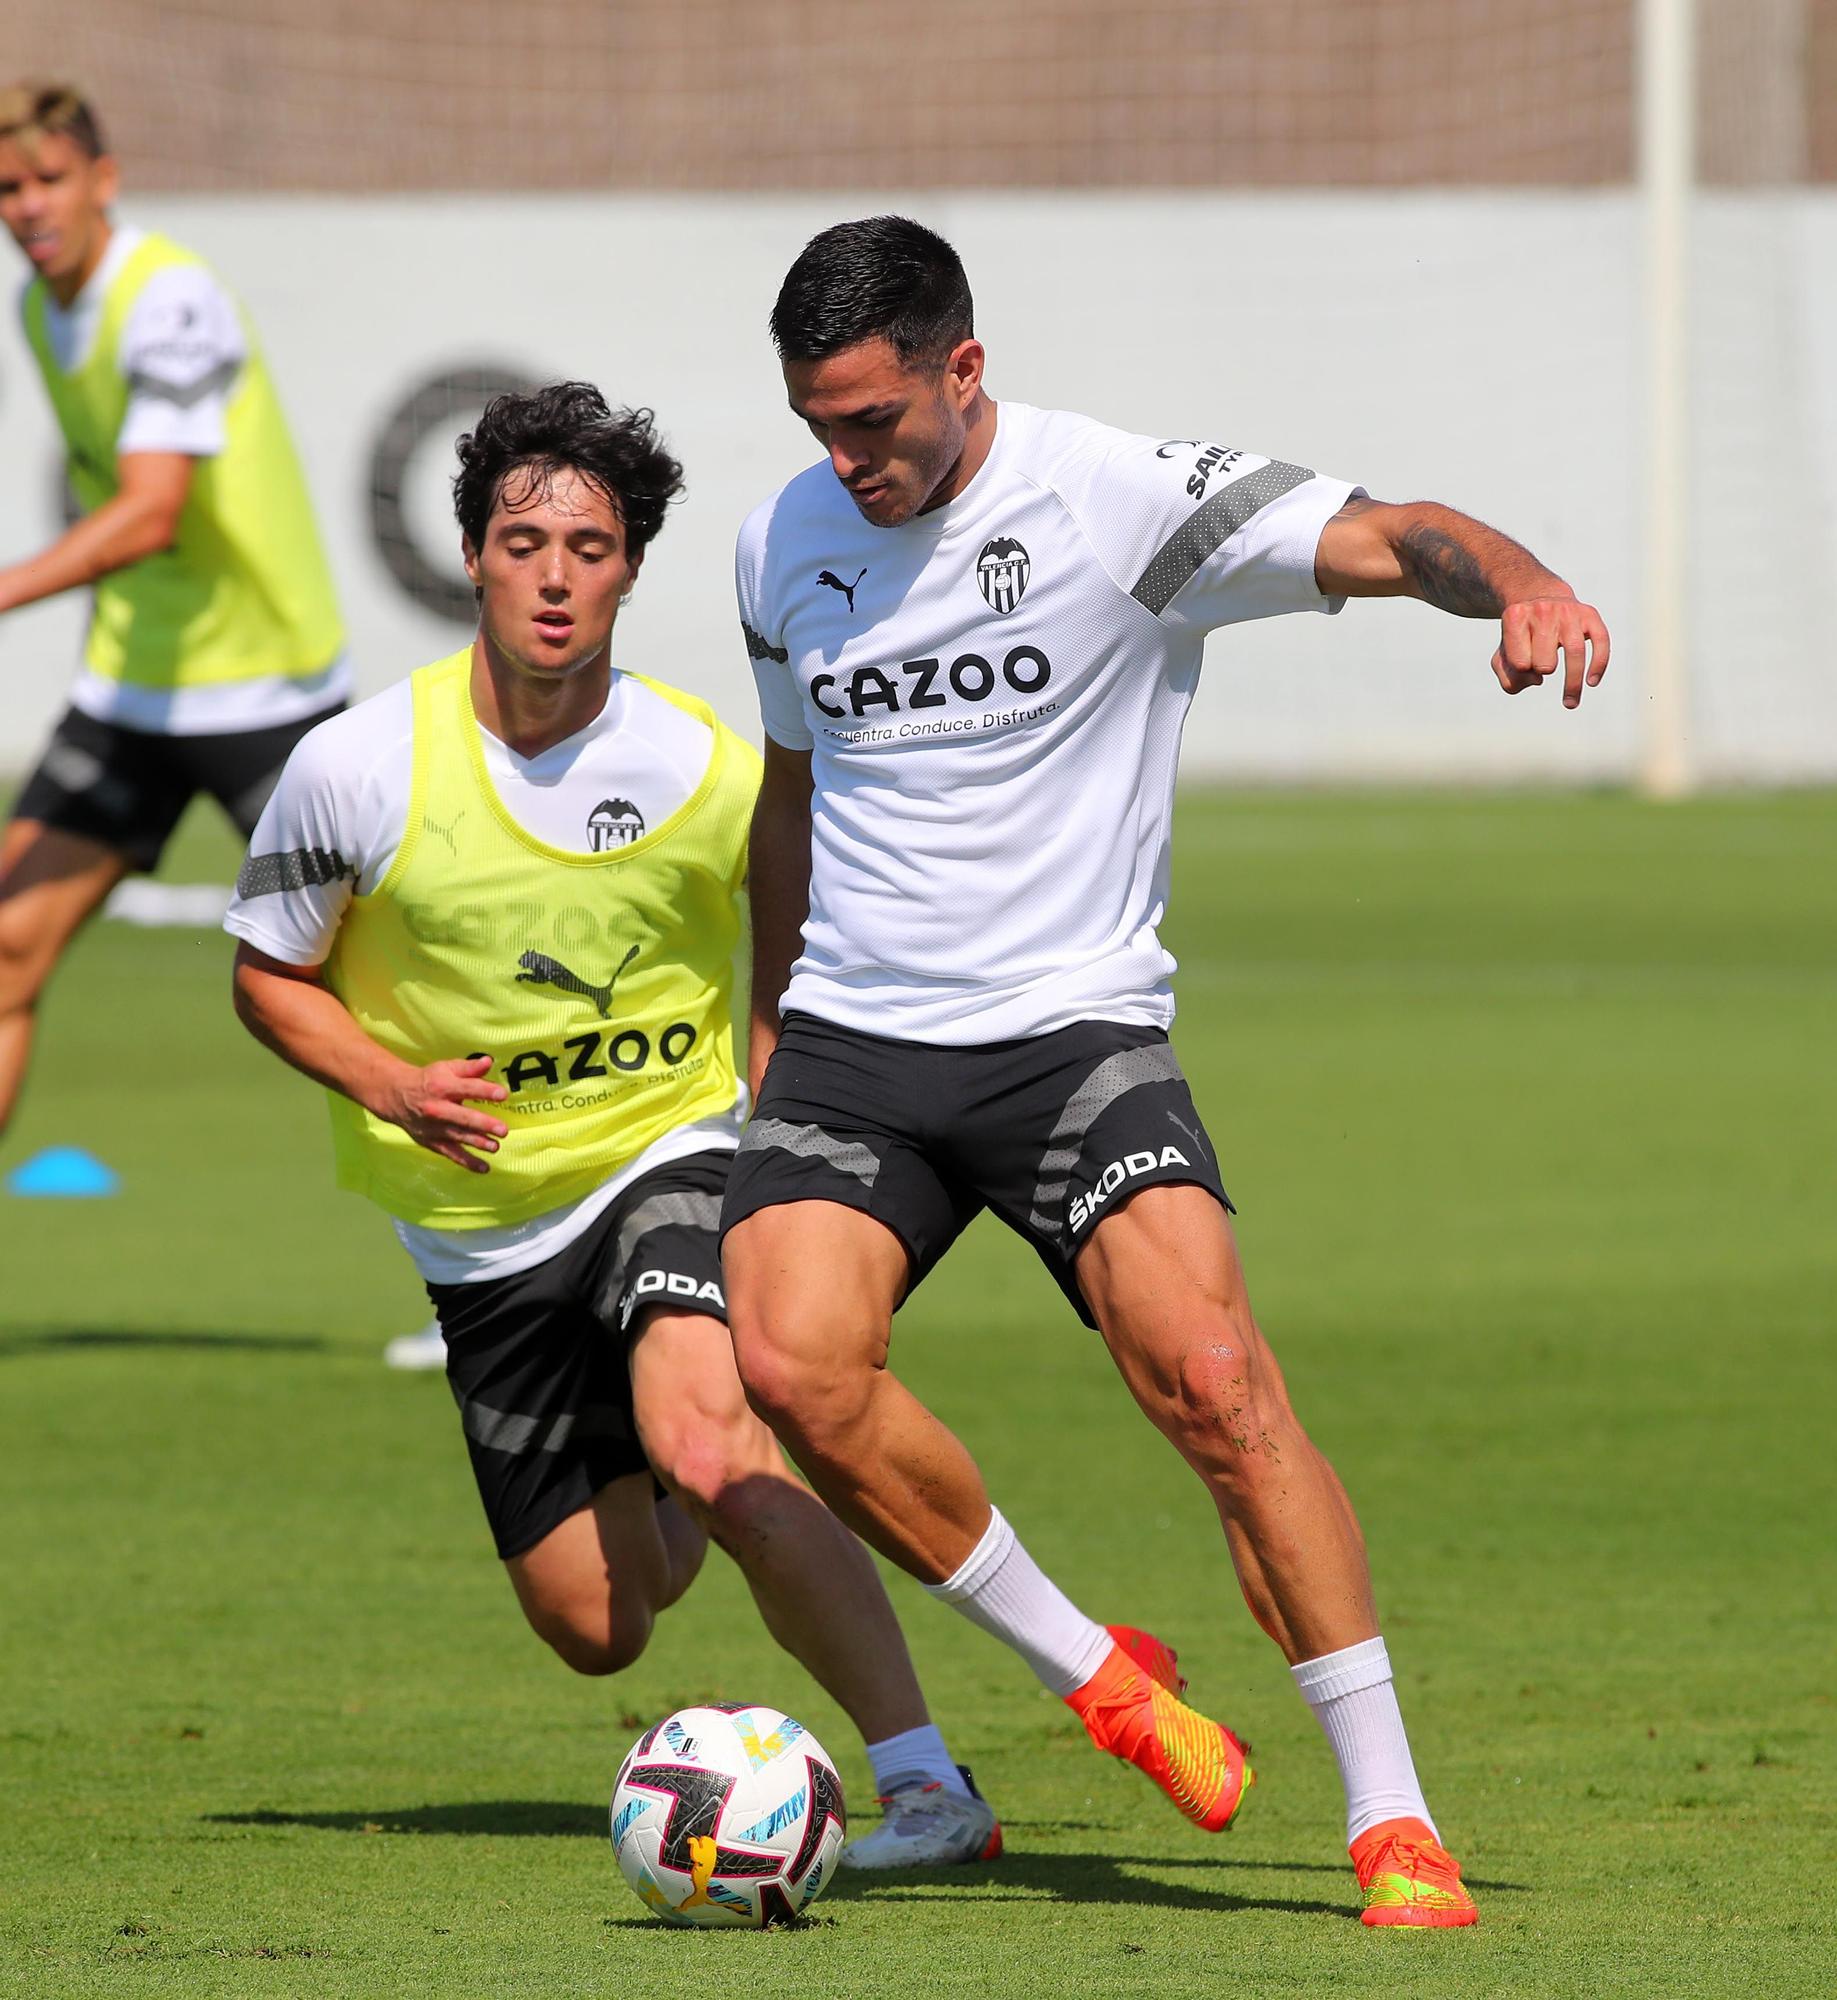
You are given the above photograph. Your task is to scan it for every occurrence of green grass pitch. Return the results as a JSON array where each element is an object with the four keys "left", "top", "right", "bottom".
[{"left": 2, "top": 789, "right": 1832, "bottom": 1997}]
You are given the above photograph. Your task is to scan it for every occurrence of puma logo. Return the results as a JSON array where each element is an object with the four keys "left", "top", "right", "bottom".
[
  {"left": 1166, "top": 1108, "right": 1208, "bottom": 1159},
  {"left": 816, "top": 566, "right": 868, "bottom": 613},
  {"left": 515, "top": 942, "right": 639, "bottom": 1019},
  {"left": 424, "top": 809, "right": 467, "bottom": 855},
  {"left": 680, "top": 1834, "right": 719, "bottom": 1910}
]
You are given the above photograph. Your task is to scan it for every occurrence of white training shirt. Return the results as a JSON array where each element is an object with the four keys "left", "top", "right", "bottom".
[
  {"left": 222, "top": 669, "right": 742, "bottom": 1284},
  {"left": 736, "top": 401, "right": 1356, "bottom": 1043},
  {"left": 25, "top": 224, "right": 352, "bottom": 736}
]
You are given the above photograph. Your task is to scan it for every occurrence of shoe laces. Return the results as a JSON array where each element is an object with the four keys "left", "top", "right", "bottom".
[
  {"left": 873, "top": 1779, "right": 969, "bottom": 1830},
  {"left": 1363, "top": 1830, "right": 1456, "bottom": 1886},
  {"left": 1078, "top": 1661, "right": 1151, "bottom": 1730}
]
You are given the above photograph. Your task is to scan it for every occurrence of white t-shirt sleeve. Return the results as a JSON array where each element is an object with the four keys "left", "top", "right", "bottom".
[
  {"left": 735, "top": 501, "right": 813, "bottom": 752},
  {"left": 222, "top": 692, "right": 412, "bottom": 966},
  {"left": 115, "top": 264, "right": 246, "bottom": 458},
  {"left": 1052, "top": 427, "right": 1358, "bottom": 636}
]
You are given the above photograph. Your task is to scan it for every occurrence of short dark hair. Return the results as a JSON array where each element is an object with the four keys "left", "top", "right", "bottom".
[
  {"left": 452, "top": 381, "right": 684, "bottom": 558},
  {"left": 769, "top": 215, "right": 973, "bottom": 368},
  {"left": 0, "top": 82, "right": 108, "bottom": 161}
]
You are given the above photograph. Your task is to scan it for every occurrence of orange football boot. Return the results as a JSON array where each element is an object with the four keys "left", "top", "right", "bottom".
[
  {"left": 1105, "top": 1624, "right": 1188, "bottom": 1695},
  {"left": 1350, "top": 1817, "right": 1478, "bottom": 1928},
  {"left": 1066, "top": 1629, "right": 1252, "bottom": 1832}
]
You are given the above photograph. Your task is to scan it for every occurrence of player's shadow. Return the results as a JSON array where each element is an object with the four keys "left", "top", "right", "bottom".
[
  {"left": 0, "top": 1327, "right": 327, "bottom": 1359},
  {"left": 829, "top": 1848, "right": 1356, "bottom": 1920},
  {"left": 207, "top": 1806, "right": 1527, "bottom": 1918},
  {"left": 832, "top": 1846, "right": 1528, "bottom": 1918},
  {"left": 208, "top": 1802, "right": 602, "bottom": 1838}
]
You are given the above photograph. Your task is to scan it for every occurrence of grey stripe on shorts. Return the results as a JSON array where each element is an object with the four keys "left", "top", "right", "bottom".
[
  {"left": 597, "top": 1187, "right": 728, "bottom": 1327},
  {"left": 461, "top": 1399, "right": 631, "bottom": 1456},
  {"left": 1028, "top": 1042, "right": 1185, "bottom": 1241},
  {"left": 737, "top": 1117, "right": 881, "bottom": 1188},
  {"left": 614, "top": 1189, "right": 724, "bottom": 1270}
]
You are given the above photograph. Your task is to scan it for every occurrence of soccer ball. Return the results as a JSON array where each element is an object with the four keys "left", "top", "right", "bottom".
[{"left": 609, "top": 1704, "right": 847, "bottom": 1928}]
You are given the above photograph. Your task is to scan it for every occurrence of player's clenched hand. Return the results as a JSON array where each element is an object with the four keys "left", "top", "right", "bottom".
[
  {"left": 1491, "top": 597, "right": 1611, "bottom": 708},
  {"left": 374, "top": 1054, "right": 510, "bottom": 1172}
]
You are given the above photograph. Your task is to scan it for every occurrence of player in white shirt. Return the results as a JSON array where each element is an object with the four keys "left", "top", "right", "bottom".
[
  {"left": 225, "top": 382, "right": 1001, "bottom": 1871},
  {"left": 722, "top": 217, "right": 1612, "bottom": 1927},
  {"left": 0, "top": 83, "right": 346, "bottom": 1142}
]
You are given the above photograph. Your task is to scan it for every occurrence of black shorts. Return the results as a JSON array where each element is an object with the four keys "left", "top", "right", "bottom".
[
  {"left": 720, "top": 1014, "right": 1232, "bottom": 1330},
  {"left": 427, "top": 1152, "right": 732, "bottom": 1561},
  {"left": 11, "top": 701, "right": 344, "bottom": 872}
]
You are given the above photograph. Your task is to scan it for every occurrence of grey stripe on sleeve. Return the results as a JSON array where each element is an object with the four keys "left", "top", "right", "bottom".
[
  {"left": 737, "top": 1117, "right": 881, "bottom": 1187},
  {"left": 741, "top": 620, "right": 789, "bottom": 664},
  {"left": 1028, "top": 1042, "right": 1185, "bottom": 1239},
  {"left": 125, "top": 357, "right": 243, "bottom": 410},
  {"left": 234, "top": 846, "right": 354, "bottom": 900},
  {"left": 1130, "top": 459, "right": 1315, "bottom": 616}
]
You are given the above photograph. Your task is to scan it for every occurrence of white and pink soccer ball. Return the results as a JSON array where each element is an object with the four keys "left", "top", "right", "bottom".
[{"left": 609, "top": 1704, "right": 847, "bottom": 1928}]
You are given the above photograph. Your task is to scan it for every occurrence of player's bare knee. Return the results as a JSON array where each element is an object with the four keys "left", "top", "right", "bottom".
[
  {"left": 728, "top": 1318, "right": 828, "bottom": 1431},
  {"left": 1166, "top": 1335, "right": 1293, "bottom": 1482},
  {"left": 531, "top": 1600, "right": 652, "bottom": 1677},
  {"left": 0, "top": 914, "right": 52, "bottom": 1011},
  {"left": 683, "top": 1469, "right": 797, "bottom": 1569},
  {"left": 738, "top": 1346, "right": 870, "bottom": 1462},
  {"left": 551, "top": 1631, "right": 634, "bottom": 1677},
  {"left": 733, "top": 1355, "right": 813, "bottom": 1447},
  {"left": 652, "top": 1432, "right": 757, "bottom": 1524},
  {"left": 641, "top": 1374, "right": 778, "bottom": 1523}
]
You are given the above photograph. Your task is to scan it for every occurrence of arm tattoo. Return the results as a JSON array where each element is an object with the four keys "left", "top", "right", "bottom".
[{"left": 1397, "top": 522, "right": 1505, "bottom": 618}]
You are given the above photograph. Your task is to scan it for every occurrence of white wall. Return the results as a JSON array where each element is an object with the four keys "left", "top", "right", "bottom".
[{"left": 3, "top": 191, "right": 1833, "bottom": 784}]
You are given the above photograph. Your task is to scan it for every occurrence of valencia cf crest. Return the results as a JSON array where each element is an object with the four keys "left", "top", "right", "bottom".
[
  {"left": 976, "top": 536, "right": 1030, "bottom": 615},
  {"left": 587, "top": 797, "right": 645, "bottom": 850}
]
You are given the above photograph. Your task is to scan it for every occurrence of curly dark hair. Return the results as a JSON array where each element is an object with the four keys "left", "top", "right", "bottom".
[{"left": 452, "top": 381, "right": 684, "bottom": 558}]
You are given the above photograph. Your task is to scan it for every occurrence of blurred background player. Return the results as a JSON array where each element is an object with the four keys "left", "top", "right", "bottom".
[
  {"left": 723, "top": 216, "right": 1611, "bottom": 1926},
  {"left": 222, "top": 381, "right": 1002, "bottom": 1869},
  {"left": 0, "top": 81, "right": 344, "bottom": 1146}
]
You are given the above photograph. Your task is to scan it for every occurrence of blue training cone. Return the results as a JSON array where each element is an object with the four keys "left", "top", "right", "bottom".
[{"left": 6, "top": 1147, "right": 120, "bottom": 1198}]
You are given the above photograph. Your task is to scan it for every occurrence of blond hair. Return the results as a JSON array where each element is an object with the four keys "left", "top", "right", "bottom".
[{"left": 0, "top": 82, "right": 108, "bottom": 161}]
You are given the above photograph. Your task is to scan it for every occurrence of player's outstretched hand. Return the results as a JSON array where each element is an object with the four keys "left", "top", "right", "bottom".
[
  {"left": 1491, "top": 597, "right": 1611, "bottom": 707},
  {"left": 378, "top": 1054, "right": 510, "bottom": 1172}
]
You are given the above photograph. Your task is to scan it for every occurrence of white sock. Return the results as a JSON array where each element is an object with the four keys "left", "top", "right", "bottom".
[
  {"left": 865, "top": 1723, "right": 968, "bottom": 1800},
  {"left": 1291, "top": 1636, "right": 1437, "bottom": 1845},
  {"left": 923, "top": 1506, "right": 1112, "bottom": 1696}
]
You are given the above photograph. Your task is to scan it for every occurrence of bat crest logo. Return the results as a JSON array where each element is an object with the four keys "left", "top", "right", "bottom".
[
  {"left": 586, "top": 797, "right": 645, "bottom": 850},
  {"left": 976, "top": 536, "right": 1031, "bottom": 614}
]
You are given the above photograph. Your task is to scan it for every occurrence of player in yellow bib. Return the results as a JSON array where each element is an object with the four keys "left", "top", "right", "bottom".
[
  {"left": 0, "top": 82, "right": 344, "bottom": 1138},
  {"left": 223, "top": 382, "right": 1003, "bottom": 1870}
]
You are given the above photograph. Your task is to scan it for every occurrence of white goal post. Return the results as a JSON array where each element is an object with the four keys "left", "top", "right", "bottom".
[{"left": 1638, "top": 0, "right": 1696, "bottom": 797}]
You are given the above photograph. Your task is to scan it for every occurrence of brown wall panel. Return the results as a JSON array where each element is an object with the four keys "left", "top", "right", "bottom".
[{"left": 3, "top": 1, "right": 1827, "bottom": 190}]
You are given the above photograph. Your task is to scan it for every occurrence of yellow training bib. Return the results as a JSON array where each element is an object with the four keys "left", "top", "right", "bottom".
[
  {"left": 21, "top": 231, "right": 343, "bottom": 690},
  {"left": 324, "top": 650, "right": 761, "bottom": 1228}
]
